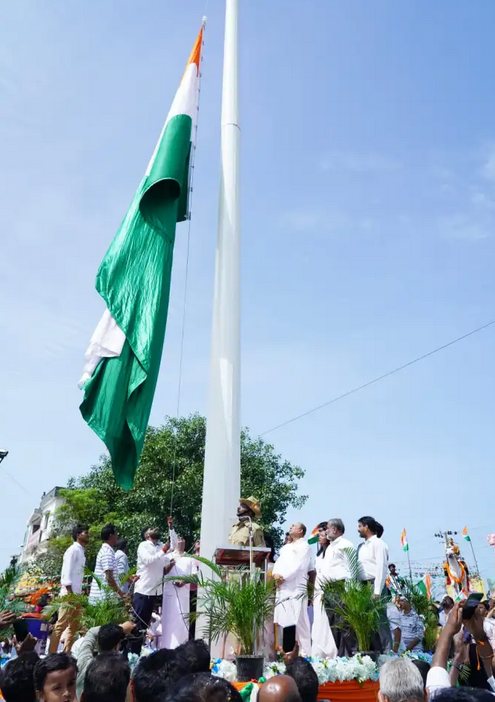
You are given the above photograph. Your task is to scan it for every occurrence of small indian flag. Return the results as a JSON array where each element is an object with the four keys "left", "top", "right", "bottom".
[
  {"left": 308, "top": 525, "right": 319, "bottom": 545},
  {"left": 401, "top": 529, "right": 409, "bottom": 552},
  {"left": 417, "top": 572, "right": 432, "bottom": 599},
  {"left": 462, "top": 527, "right": 471, "bottom": 543}
]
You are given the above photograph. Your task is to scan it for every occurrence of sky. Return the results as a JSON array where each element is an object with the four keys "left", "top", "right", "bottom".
[{"left": 1, "top": 0, "right": 495, "bottom": 589}]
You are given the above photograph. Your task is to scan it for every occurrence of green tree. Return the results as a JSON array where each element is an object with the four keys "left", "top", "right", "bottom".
[
  {"left": 48, "top": 488, "right": 119, "bottom": 570},
  {"left": 49, "top": 414, "right": 306, "bottom": 568}
]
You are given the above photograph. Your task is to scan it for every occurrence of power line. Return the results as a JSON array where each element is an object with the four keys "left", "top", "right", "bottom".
[
  {"left": 261, "top": 319, "right": 495, "bottom": 436},
  {"left": 3, "top": 469, "right": 31, "bottom": 495}
]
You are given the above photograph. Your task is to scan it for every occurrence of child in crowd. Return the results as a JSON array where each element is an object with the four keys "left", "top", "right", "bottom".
[{"left": 34, "top": 653, "right": 77, "bottom": 702}]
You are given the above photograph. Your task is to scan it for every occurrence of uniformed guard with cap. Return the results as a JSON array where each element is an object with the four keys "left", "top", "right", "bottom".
[{"left": 228, "top": 496, "right": 265, "bottom": 547}]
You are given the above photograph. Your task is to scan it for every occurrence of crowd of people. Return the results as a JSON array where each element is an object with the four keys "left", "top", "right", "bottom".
[
  {"left": 46, "top": 517, "right": 200, "bottom": 658},
  {"left": 46, "top": 509, "right": 418, "bottom": 661},
  {"left": 1, "top": 505, "right": 495, "bottom": 700},
  {"left": 1, "top": 602, "right": 495, "bottom": 701},
  {"left": 273, "top": 515, "right": 440, "bottom": 659}
]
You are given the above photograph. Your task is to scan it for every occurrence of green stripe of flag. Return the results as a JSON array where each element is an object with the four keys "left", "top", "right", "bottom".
[{"left": 80, "top": 114, "right": 192, "bottom": 490}]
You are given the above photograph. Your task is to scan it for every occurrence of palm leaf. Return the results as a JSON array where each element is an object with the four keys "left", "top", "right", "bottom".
[
  {"left": 342, "top": 546, "right": 361, "bottom": 582},
  {"left": 169, "top": 562, "right": 276, "bottom": 655},
  {"left": 84, "top": 566, "right": 103, "bottom": 591},
  {"left": 121, "top": 567, "right": 137, "bottom": 586},
  {"left": 320, "top": 549, "right": 386, "bottom": 653},
  {"left": 184, "top": 553, "right": 223, "bottom": 579}
]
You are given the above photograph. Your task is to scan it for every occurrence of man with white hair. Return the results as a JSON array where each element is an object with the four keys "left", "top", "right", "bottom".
[
  {"left": 323, "top": 518, "right": 356, "bottom": 657},
  {"left": 379, "top": 658, "right": 425, "bottom": 702}
]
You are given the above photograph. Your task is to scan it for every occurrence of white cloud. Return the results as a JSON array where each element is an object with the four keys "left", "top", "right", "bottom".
[
  {"left": 483, "top": 145, "right": 495, "bottom": 182},
  {"left": 438, "top": 214, "right": 490, "bottom": 242},
  {"left": 471, "top": 191, "right": 495, "bottom": 209},
  {"left": 279, "top": 211, "right": 323, "bottom": 232},
  {"left": 320, "top": 152, "right": 401, "bottom": 173},
  {"left": 279, "top": 210, "right": 377, "bottom": 237}
]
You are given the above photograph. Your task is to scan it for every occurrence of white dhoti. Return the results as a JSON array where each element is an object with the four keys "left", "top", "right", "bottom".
[
  {"left": 311, "top": 590, "right": 337, "bottom": 658},
  {"left": 273, "top": 539, "right": 312, "bottom": 657},
  {"left": 161, "top": 555, "right": 195, "bottom": 650},
  {"left": 311, "top": 552, "right": 337, "bottom": 658}
]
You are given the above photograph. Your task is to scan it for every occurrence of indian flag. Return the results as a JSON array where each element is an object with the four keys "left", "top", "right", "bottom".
[
  {"left": 308, "top": 525, "right": 319, "bottom": 545},
  {"left": 401, "top": 529, "right": 409, "bottom": 552},
  {"left": 417, "top": 572, "right": 432, "bottom": 599},
  {"left": 79, "top": 24, "right": 204, "bottom": 490},
  {"left": 462, "top": 527, "right": 471, "bottom": 543}
]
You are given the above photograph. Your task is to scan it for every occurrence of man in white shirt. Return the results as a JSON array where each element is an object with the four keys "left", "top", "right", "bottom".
[
  {"left": 49, "top": 525, "right": 89, "bottom": 653},
  {"left": 115, "top": 539, "right": 130, "bottom": 594},
  {"left": 358, "top": 516, "right": 391, "bottom": 652},
  {"left": 358, "top": 517, "right": 389, "bottom": 596},
  {"left": 88, "top": 523, "right": 127, "bottom": 604},
  {"left": 130, "top": 518, "right": 175, "bottom": 654},
  {"left": 273, "top": 522, "right": 312, "bottom": 657},
  {"left": 322, "top": 518, "right": 356, "bottom": 656}
]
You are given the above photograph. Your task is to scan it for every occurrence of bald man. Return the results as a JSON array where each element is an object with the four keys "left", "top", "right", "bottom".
[
  {"left": 258, "top": 675, "right": 302, "bottom": 702},
  {"left": 273, "top": 522, "right": 313, "bottom": 657}
]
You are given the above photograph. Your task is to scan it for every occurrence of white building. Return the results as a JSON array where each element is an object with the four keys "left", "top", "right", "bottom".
[{"left": 19, "top": 487, "right": 66, "bottom": 563}]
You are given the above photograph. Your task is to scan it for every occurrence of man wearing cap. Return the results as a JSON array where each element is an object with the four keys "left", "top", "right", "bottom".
[{"left": 228, "top": 496, "right": 266, "bottom": 547}]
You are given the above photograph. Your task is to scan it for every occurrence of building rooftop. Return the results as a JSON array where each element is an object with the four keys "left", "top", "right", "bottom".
[{"left": 40, "top": 486, "right": 65, "bottom": 510}]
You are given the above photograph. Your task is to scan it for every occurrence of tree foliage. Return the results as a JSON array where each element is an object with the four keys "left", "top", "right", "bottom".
[{"left": 48, "top": 414, "right": 306, "bottom": 570}]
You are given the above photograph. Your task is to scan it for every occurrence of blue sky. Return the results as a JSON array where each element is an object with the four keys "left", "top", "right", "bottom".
[{"left": 1, "top": 1, "right": 495, "bottom": 588}]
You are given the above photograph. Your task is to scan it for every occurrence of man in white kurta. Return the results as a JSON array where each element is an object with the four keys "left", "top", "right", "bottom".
[
  {"left": 323, "top": 518, "right": 357, "bottom": 657},
  {"left": 312, "top": 524, "right": 337, "bottom": 658},
  {"left": 273, "top": 522, "right": 312, "bottom": 657}
]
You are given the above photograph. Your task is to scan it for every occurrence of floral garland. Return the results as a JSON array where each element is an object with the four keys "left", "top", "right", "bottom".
[
  {"left": 212, "top": 652, "right": 433, "bottom": 685},
  {"left": 444, "top": 559, "right": 466, "bottom": 585},
  {"left": 213, "top": 655, "right": 378, "bottom": 685}
]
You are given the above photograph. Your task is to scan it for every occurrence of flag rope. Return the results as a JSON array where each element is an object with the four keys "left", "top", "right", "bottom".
[{"left": 169, "top": 22, "right": 207, "bottom": 517}]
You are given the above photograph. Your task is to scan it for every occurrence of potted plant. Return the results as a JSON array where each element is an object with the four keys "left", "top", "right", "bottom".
[
  {"left": 320, "top": 548, "right": 386, "bottom": 659},
  {"left": 45, "top": 569, "right": 131, "bottom": 630},
  {"left": 167, "top": 556, "right": 276, "bottom": 681},
  {"left": 401, "top": 579, "right": 439, "bottom": 652}
]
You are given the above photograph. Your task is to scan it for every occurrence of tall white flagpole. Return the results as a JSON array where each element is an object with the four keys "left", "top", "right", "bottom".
[{"left": 200, "top": 0, "right": 241, "bottom": 563}]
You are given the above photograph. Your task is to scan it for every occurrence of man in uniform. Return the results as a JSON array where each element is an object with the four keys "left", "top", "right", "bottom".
[{"left": 228, "top": 496, "right": 265, "bottom": 547}]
